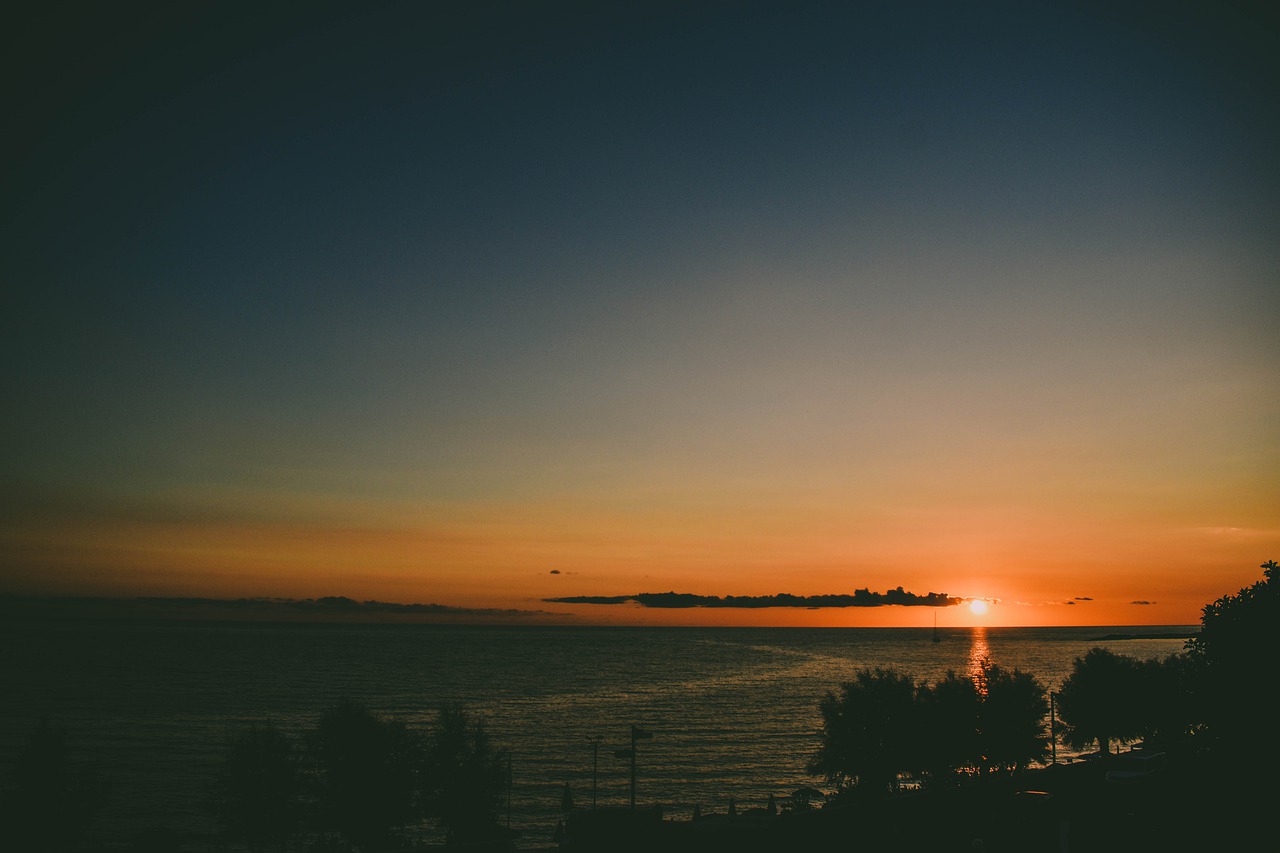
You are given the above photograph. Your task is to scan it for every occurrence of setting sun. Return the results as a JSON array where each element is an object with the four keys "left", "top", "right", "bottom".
[{"left": 968, "top": 599, "right": 989, "bottom": 616}]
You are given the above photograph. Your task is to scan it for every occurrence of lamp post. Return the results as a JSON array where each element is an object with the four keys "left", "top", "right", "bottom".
[
  {"left": 588, "top": 736, "right": 601, "bottom": 809},
  {"left": 614, "top": 725, "right": 652, "bottom": 808}
]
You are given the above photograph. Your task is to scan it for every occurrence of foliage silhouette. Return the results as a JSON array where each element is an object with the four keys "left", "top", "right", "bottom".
[
  {"left": 915, "top": 670, "right": 981, "bottom": 788},
  {"left": 425, "top": 702, "right": 509, "bottom": 843},
  {"left": 810, "top": 667, "right": 919, "bottom": 795},
  {"left": 0, "top": 718, "right": 105, "bottom": 853},
  {"left": 1054, "top": 647, "right": 1145, "bottom": 755},
  {"left": 814, "top": 661, "right": 1049, "bottom": 796},
  {"left": 973, "top": 661, "right": 1050, "bottom": 777},
  {"left": 313, "top": 700, "right": 425, "bottom": 851},
  {"left": 212, "top": 723, "right": 302, "bottom": 851},
  {"left": 1134, "top": 652, "right": 1199, "bottom": 751},
  {"left": 1184, "top": 559, "right": 1277, "bottom": 761}
]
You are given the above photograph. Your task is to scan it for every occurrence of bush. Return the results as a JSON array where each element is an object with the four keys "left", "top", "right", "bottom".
[
  {"left": 212, "top": 723, "right": 302, "bottom": 851},
  {"left": 0, "top": 718, "right": 104, "bottom": 853},
  {"left": 425, "top": 703, "right": 509, "bottom": 842},
  {"left": 313, "top": 700, "right": 425, "bottom": 851}
]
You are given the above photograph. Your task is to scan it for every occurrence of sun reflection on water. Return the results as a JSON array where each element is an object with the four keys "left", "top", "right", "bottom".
[{"left": 968, "top": 626, "right": 990, "bottom": 693}]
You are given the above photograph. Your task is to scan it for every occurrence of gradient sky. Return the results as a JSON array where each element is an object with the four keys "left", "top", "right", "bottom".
[{"left": 3, "top": 1, "right": 1277, "bottom": 627}]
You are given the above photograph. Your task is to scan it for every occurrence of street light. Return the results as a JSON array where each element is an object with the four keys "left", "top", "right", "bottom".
[
  {"left": 588, "top": 736, "right": 601, "bottom": 809},
  {"left": 614, "top": 725, "right": 653, "bottom": 808}
]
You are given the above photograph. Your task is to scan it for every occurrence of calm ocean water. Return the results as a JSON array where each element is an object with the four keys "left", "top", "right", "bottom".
[{"left": 0, "top": 622, "right": 1193, "bottom": 848}]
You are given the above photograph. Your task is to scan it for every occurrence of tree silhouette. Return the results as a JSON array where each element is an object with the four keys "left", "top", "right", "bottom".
[
  {"left": 810, "top": 667, "right": 919, "bottom": 795},
  {"left": 975, "top": 661, "right": 1050, "bottom": 776},
  {"left": 1134, "top": 653, "right": 1199, "bottom": 751},
  {"left": 915, "top": 670, "right": 980, "bottom": 788},
  {"left": 911, "top": 662, "right": 1049, "bottom": 786},
  {"left": 212, "top": 723, "right": 302, "bottom": 851},
  {"left": 1185, "top": 559, "right": 1278, "bottom": 776},
  {"left": 0, "top": 718, "right": 104, "bottom": 853},
  {"left": 815, "top": 661, "right": 1051, "bottom": 798},
  {"left": 313, "top": 700, "right": 425, "bottom": 851},
  {"left": 1055, "top": 647, "right": 1144, "bottom": 755},
  {"left": 425, "top": 702, "right": 508, "bottom": 843}
]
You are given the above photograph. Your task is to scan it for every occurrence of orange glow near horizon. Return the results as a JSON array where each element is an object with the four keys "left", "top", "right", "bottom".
[{"left": 0, "top": 491, "right": 1272, "bottom": 628}]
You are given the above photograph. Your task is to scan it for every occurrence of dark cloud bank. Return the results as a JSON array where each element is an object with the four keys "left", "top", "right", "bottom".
[{"left": 545, "top": 588, "right": 959, "bottom": 609}]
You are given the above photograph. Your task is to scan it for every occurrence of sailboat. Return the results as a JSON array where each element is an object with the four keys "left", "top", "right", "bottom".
[{"left": 932, "top": 612, "right": 941, "bottom": 643}]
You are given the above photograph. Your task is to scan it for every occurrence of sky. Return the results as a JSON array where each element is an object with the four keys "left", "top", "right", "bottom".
[{"left": 2, "top": 1, "right": 1277, "bottom": 627}]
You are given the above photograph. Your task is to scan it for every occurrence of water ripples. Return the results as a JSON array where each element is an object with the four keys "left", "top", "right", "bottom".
[{"left": 0, "top": 622, "right": 1192, "bottom": 846}]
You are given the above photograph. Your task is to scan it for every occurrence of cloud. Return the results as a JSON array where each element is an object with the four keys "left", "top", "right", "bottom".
[
  {"left": 545, "top": 588, "right": 960, "bottom": 609},
  {"left": 1130, "top": 600, "right": 1156, "bottom": 605},
  {"left": 1191, "top": 526, "right": 1275, "bottom": 537},
  {"left": 1074, "top": 596, "right": 1093, "bottom": 601},
  {"left": 549, "top": 569, "right": 561, "bottom": 574},
  {"left": 1011, "top": 599, "right": 1084, "bottom": 607}
]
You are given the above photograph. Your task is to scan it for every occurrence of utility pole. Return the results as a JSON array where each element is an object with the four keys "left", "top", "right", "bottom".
[
  {"left": 613, "top": 725, "right": 652, "bottom": 809},
  {"left": 630, "top": 725, "right": 651, "bottom": 809},
  {"left": 588, "top": 737, "right": 601, "bottom": 809}
]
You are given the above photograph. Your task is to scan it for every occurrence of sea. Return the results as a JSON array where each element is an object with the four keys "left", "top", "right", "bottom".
[{"left": 0, "top": 621, "right": 1194, "bottom": 849}]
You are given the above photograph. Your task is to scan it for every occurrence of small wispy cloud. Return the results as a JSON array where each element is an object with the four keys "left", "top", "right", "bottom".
[
  {"left": 1011, "top": 599, "right": 1084, "bottom": 607},
  {"left": 1192, "top": 526, "right": 1273, "bottom": 537},
  {"left": 1130, "top": 600, "right": 1156, "bottom": 606}
]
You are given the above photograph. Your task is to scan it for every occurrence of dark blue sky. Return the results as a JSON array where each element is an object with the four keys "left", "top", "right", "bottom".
[{"left": 2, "top": 1, "right": 1277, "bottom": 623}]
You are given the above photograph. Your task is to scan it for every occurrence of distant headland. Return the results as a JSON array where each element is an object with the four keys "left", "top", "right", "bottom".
[
  {"left": 0, "top": 593, "right": 565, "bottom": 625},
  {"left": 1090, "top": 630, "right": 1198, "bottom": 640}
]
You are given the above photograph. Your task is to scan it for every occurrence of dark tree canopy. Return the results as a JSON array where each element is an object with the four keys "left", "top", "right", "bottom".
[
  {"left": 1185, "top": 559, "right": 1278, "bottom": 764},
  {"left": 206, "top": 701, "right": 513, "bottom": 850},
  {"left": 212, "top": 723, "right": 302, "bottom": 851},
  {"left": 812, "top": 662, "right": 1049, "bottom": 795},
  {"left": 426, "top": 702, "right": 509, "bottom": 842},
  {"left": 1134, "top": 653, "right": 1199, "bottom": 751},
  {"left": 975, "top": 662, "right": 1050, "bottom": 775},
  {"left": 0, "top": 718, "right": 104, "bottom": 853},
  {"left": 313, "top": 700, "right": 425, "bottom": 851},
  {"left": 1055, "top": 647, "right": 1145, "bottom": 755},
  {"left": 915, "top": 671, "right": 980, "bottom": 787},
  {"left": 810, "top": 667, "right": 919, "bottom": 794}
]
